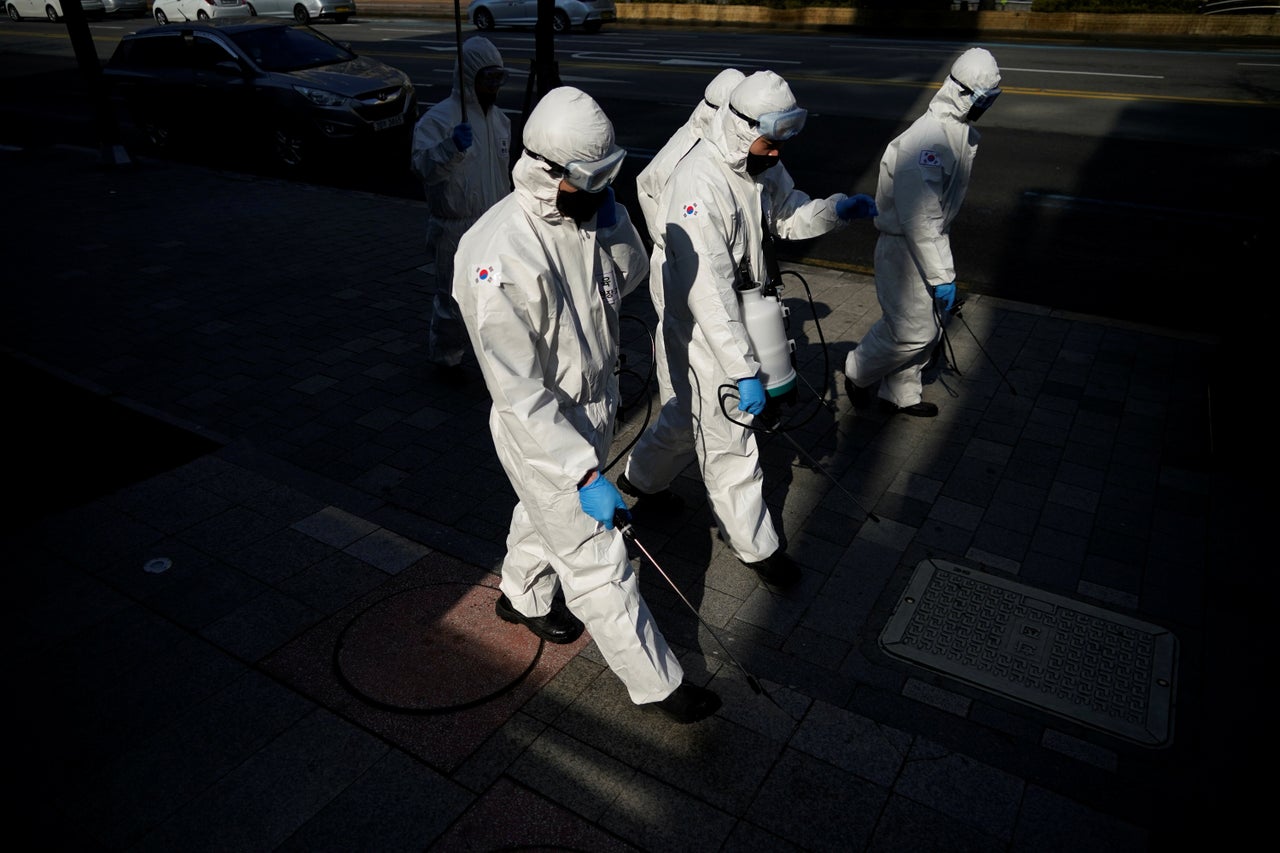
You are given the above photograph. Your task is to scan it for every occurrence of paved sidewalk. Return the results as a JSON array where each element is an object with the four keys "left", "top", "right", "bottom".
[{"left": 5, "top": 142, "right": 1260, "bottom": 852}]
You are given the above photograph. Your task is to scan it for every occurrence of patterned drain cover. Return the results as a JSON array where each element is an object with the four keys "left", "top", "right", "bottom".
[{"left": 879, "top": 560, "right": 1177, "bottom": 747}]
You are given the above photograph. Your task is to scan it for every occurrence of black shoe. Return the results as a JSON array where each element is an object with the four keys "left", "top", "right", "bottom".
[
  {"left": 643, "top": 682, "right": 721, "bottom": 724},
  {"left": 878, "top": 399, "right": 938, "bottom": 418},
  {"left": 617, "top": 472, "right": 685, "bottom": 515},
  {"left": 495, "top": 594, "right": 584, "bottom": 644},
  {"left": 844, "top": 376, "right": 871, "bottom": 407},
  {"left": 740, "top": 550, "right": 801, "bottom": 588}
]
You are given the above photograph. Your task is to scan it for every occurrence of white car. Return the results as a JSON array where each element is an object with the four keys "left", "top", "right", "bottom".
[
  {"left": 5, "top": 0, "right": 106, "bottom": 21},
  {"left": 151, "top": 0, "right": 251, "bottom": 24},
  {"left": 468, "top": 0, "right": 616, "bottom": 34},
  {"left": 244, "top": 0, "right": 355, "bottom": 24},
  {"left": 102, "top": 0, "right": 148, "bottom": 15}
]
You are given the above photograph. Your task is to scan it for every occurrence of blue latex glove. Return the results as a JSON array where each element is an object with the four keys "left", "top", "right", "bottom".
[
  {"left": 596, "top": 186, "right": 617, "bottom": 229},
  {"left": 737, "top": 377, "right": 767, "bottom": 415},
  {"left": 578, "top": 475, "right": 628, "bottom": 530},
  {"left": 932, "top": 282, "right": 957, "bottom": 313},
  {"left": 836, "top": 193, "right": 878, "bottom": 221},
  {"left": 451, "top": 123, "right": 473, "bottom": 152}
]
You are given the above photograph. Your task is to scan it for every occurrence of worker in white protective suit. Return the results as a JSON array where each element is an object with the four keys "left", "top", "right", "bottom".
[
  {"left": 617, "top": 68, "right": 745, "bottom": 514},
  {"left": 620, "top": 70, "right": 878, "bottom": 588},
  {"left": 844, "top": 48, "right": 1002, "bottom": 418},
  {"left": 453, "top": 86, "right": 721, "bottom": 725},
  {"left": 411, "top": 36, "right": 511, "bottom": 376}
]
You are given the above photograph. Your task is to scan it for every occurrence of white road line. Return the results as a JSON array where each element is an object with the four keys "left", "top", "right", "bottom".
[{"left": 1001, "top": 66, "right": 1163, "bottom": 80}]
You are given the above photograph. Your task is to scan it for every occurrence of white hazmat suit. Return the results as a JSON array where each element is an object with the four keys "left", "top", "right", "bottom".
[
  {"left": 635, "top": 68, "right": 744, "bottom": 415},
  {"left": 845, "top": 48, "right": 1001, "bottom": 409},
  {"left": 624, "top": 71, "right": 850, "bottom": 568},
  {"left": 452, "top": 87, "right": 683, "bottom": 705},
  {"left": 411, "top": 37, "right": 511, "bottom": 368}
]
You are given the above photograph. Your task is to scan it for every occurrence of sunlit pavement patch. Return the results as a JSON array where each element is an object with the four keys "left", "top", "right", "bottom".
[{"left": 880, "top": 560, "right": 1177, "bottom": 747}]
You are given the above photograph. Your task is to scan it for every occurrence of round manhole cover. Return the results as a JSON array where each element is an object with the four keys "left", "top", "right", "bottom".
[{"left": 334, "top": 582, "right": 543, "bottom": 714}]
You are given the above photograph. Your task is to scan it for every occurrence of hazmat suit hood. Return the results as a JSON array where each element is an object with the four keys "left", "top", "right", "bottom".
[
  {"left": 930, "top": 48, "right": 1001, "bottom": 124},
  {"left": 708, "top": 70, "right": 799, "bottom": 177},
  {"left": 451, "top": 37, "right": 504, "bottom": 112},
  {"left": 692, "top": 68, "right": 745, "bottom": 138},
  {"left": 514, "top": 86, "right": 619, "bottom": 224}
]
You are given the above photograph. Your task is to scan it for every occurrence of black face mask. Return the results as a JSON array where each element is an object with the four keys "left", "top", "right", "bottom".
[
  {"left": 745, "top": 153, "right": 778, "bottom": 177},
  {"left": 966, "top": 105, "right": 989, "bottom": 123},
  {"left": 556, "top": 188, "right": 605, "bottom": 223},
  {"left": 476, "top": 89, "right": 497, "bottom": 111}
]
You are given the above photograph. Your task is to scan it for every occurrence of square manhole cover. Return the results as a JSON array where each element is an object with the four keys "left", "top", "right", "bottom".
[{"left": 879, "top": 560, "right": 1177, "bottom": 747}]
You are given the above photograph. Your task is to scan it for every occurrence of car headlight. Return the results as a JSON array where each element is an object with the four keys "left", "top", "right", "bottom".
[{"left": 294, "top": 86, "right": 349, "bottom": 108}]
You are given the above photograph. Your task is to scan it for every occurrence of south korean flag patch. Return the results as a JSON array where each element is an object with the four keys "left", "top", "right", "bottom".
[
  {"left": 680, "top": 201, "right": 699, "bottom": 219},
  {"left": 473, "top": 262, "right": 501, "bottom": 287},
  {"left": 918, "top": 149, "right": 941, "bottom": 167}
]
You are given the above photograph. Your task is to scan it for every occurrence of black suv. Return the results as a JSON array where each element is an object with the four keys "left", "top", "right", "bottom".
[{"left": 104, "top": 18, "right": 417, "bottom": 171}]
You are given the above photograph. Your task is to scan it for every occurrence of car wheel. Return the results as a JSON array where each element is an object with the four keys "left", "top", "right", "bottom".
[
  {"left": 246, "top": 3, "right": 256, "bottom": 14},
  {"left": 45, "top": 4, "right": 59, "bottom": 21},
  {"left": 141, "top": 117, "right": 175, "bottom": 153},
  {"left": 154, "top": 8, "right": 167, "bottom": 23},
  {"left": 583, "top": 19, "right": 601, "bottom": 34},
  {"left": 293, "top": 4, "right": 309, "bottom": 23},
  {"left": 196, "top": 9, "right": 209, "bottom": 19},
  {"left": 272, "top": 125, "right": 308, "bottom": 171},
  {"left": 552, "top": 10, "right": 569, "bottom": 34},
  {"left": 473, "top": 8, "right": 493, "bottom": 31},
  {"left": 7, "top": 4, "right": 21, "bottom": 22}
]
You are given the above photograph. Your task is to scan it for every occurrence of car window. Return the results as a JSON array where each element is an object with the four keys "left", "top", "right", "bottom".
[
  {"left": 117, "top": 34, "right": 189, "bottom": 70},
  {"left": 228, "top": 25, "right": 354, "bottom": 72},
  {"left": 191, "top": 35, "right": 240, "bottom": 70}
]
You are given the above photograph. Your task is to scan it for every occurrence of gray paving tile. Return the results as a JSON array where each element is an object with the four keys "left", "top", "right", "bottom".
[
  {"left": 642, "top": 716, "right": 786, "bottom": 815},
  {"left": 902, "top": 677, "right": 972, "bottom": 718},
  {"left": 746, "top": 747, "right": 889, "bottom": 852},
  {"left": 200, "top": 588, "right": 322, "bottom": 662},
  {"left": 720, "top": 821, "right": 806, "bottom": 853},
  {"left": 74, "top": 671, "right": 315, "bottom": 849},
  {"left": 145, "top": 558, "right": 272, "bottom": 631},
  {"left": 894, "top": 737, "right": 1025, "bottom": 842},
  {"left": 134, "top": 709, "right": 389, "bottom": 852},
  {"left": 868, "top": 794, "right": 1005, "bottom": 853},
  {"left": 228, "top": 527, "right": 338, "bottom": 585},
  {"left": 451, "top": 711, "right": 548, "bottom": 794},
  {"left": 508, "top": 725, "right": 637, "bottom": 822},
  {"left": 292, "top": 505, "right": 380, "bottom": 548},
  {"left": 790, "top": 700, "right": 912, "bottom": 787},
  {"left": 598, "top": 769, "right": 738, "bottom": 852},
  {"left": 1011, "top": 784, "right": 1148, "bottom": 852},
  {"left": 710, "top": 668, "right": 810, "bottom": 743},
  {"left": 1040, "top": 729, "right": 1119, "bottom": 773},
  {"left": 277, "top": 550, "right": 390, "bottom": 613},
  {"left": 279, "top": 749, "right": 473, "bottom": 853},
  {"left": 343, "top": 526, "right": 432, "bottom": 574}
]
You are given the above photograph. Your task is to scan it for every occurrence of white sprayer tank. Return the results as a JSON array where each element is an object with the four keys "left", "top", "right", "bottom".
[{"left": 738, "top": 283, "right": 796, "bottom": 398}]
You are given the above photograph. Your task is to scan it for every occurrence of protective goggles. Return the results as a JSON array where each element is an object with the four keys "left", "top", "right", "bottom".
[
  {"left": 949, "top": 74, "right": 1002, "bottom": 111},
  {"left": 475, "top": 66, "right": 509, "bottom": 89},
  {"left": 729, "top": 105, "right": 807, "bottom": 142},
  {"left": 525, "top": 145, "right": 627, "bottom": 193}
]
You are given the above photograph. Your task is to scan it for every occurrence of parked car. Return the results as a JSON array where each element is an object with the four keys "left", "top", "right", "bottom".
[
  {"left": 103, "top": 18, "right": 416, "bottom": 171},
  {"left": 151, "top": 0, "right": 251, "bottom": 25},
  {"left": 102, "top": 0, "right": 148, "bottom": 16},
  {"left": 5, "top": 0, "right": 106, "bottom": 21},
  {"left": 244, "top": 0, "right": 355, "bottom": 24},
  {"left": 467, "top": 0, "right": 616, "bottom": 34}
]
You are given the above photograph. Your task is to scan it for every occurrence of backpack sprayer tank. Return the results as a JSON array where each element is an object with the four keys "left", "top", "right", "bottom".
[
  {"left": 737, "top": 223, "right": 797, "bottom": 403},
  {"left": 738, "top": 281, "right": 796, "bottom": 401}
]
